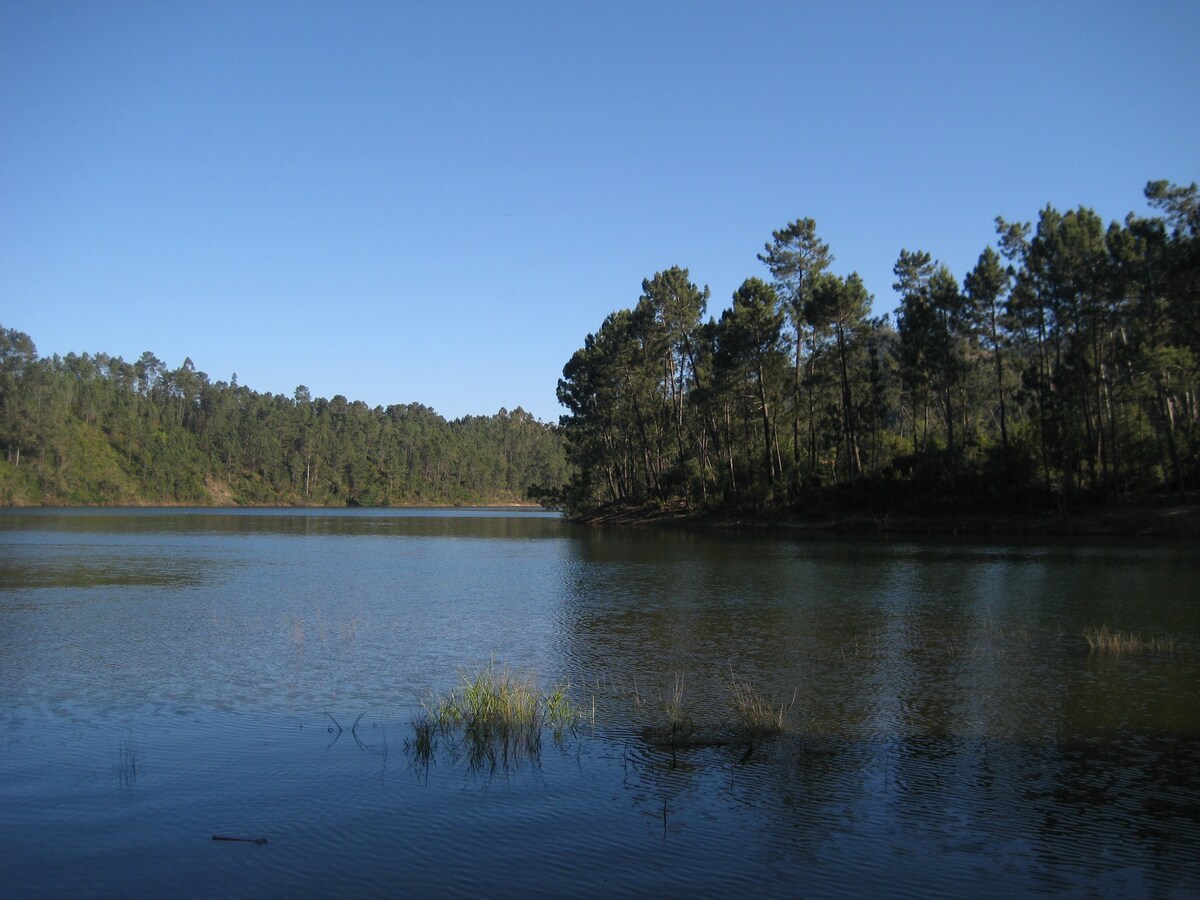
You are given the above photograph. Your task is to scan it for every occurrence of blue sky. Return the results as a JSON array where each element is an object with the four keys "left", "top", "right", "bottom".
[{"left": 2, "top": 1, "right": 1197, "bottom": 423}]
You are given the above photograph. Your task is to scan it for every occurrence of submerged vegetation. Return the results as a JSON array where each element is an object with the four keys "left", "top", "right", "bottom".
[{"left": 557, "top": 181, "right": 1200, "bottom": 521}]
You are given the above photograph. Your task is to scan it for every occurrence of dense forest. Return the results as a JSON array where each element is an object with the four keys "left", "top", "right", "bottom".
[
  {"left": 556, "top": 181, "right": 1199, "bottom": 518},
  {"left": 0, "top": 333, "right": 569, "bottom": 506}
]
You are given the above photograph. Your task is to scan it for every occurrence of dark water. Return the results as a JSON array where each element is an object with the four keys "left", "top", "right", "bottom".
[{"left": 1, "top": 508, "right": 1197, "bottom": 897}]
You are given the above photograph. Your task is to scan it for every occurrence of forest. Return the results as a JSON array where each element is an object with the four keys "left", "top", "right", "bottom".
[
  {"left": 4, "top": 181, "right": 1196, "bottom": 517},
  {"left": 0, "top": 333, "right": 569, "bottom": 507},
  {"left": 556, "top": 181, "right": 1199, "bottom": 519}
]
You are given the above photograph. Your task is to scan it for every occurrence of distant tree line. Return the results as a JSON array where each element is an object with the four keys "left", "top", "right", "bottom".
[
  {"left": 0, "top": 333, "right": 569, "bottom": 507},
  {"left": 557, "top": 181, "right": 1199, "bottom": 516}
]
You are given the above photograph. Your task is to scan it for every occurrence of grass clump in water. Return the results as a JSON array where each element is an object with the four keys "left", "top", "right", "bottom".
[
  {"left": 637, "top": 673, "right": 697, "bottom": 762},
  {"left": 660, "top": 673, "right": 694, "bottom": 742},
  {"left": 544, "top": 681, "right": 579, "bottom": 731},
  {"left": 407, "top": 662, "right": 581, "bottom": 773},
  {"left": 452, "top": 665, "right": 540, "bottom": 732},
  {"left": 636, "top": 670, "right": 798, "bottom": 761},
  {"left": 1083, "top": 624, "right": 1175, "bottom": 657},
  {"left": 727, "top": 669, "right": 796, "bottom": 740}
]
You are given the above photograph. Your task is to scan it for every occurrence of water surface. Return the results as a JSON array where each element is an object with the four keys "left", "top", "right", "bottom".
[{"left": 1, "top": 508, "right": 1197, "bottom": 896}]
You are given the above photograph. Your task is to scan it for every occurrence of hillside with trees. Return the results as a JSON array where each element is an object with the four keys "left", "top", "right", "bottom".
[
  {"left": 556, "top": 182, "right": 1199, "bottom": 522},
  {"left": 0, "top": 333, "right": 569, "bottom": 507}
]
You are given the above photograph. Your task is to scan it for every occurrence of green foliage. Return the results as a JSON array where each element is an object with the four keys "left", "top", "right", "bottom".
[
  {"left": 558, "top": 183, "right": 1200, "bottom": 517},
  {"left": 0, "top": 458, "right": 37, "bottom": 505},
  {"left": 408, "top": 663, "right": 581, "bottom": 772},
  {"left": 0, "top": 331, "right": 571, "bottom": 507}
]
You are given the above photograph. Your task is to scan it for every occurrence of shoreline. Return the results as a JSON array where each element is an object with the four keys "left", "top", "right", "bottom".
[
  {"left": 572, "top": 498, "right": 1200, "bottom": 538},
  {"left": 0, "top": 501, "right": 547, "bottom": 511},
  {"left": 6, "top": 498, "right": 1197, "bottom": 537}
]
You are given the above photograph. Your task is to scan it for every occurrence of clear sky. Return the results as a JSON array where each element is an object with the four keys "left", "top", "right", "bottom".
[{"left": 2, "top": 1, "right": 1197, "bottom": 423}]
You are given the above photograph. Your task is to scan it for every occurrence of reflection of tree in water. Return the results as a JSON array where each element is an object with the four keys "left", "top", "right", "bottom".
[
  {"left": 546, "top": 532, "right": 1200, "bottom": 893},
  {"left": 556, "top": 531, "right": 895, "bottom": 725},
  {"left": 546, "top": 532, "right": 899, "bottom": 873},
  {"left": 114, "top": 737, "right": 140, "bottom": 789},
  {"left": 1020, "top": 731, "right": 1200, "bottom": 892}
]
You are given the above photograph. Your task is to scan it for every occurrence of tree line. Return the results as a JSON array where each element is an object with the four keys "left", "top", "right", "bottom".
[
  {"left": 556, "top": 181, "right": 1199, "bottom": 516},
  {"left": 0, "top": 334, "right": 569, "bottom": 507}
]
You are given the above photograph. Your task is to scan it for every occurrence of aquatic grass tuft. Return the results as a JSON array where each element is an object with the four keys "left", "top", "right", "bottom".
[
  {"left": 1083, "top": 624, "right": 1175, "bottom": 657},
  {"left": 451, "top": 664, "right": 540, "bottom": 734},
  {"left": 406, "top": 662, "right": 583, "bottom": 773},
  {"left": 659, "top": 673, "right": 693, "bottom": 741},
  {"left": 727, "top": 669, "right": 795, "bottom": 740},
  {"left": 544, "top": 680, "right": 579, "bottom": 731},
  {"left": 636, "top": 670, "right": 800, "bottom": 759},
  {"left": 633, "top": 673, "right": 696, "bottom": 762}
]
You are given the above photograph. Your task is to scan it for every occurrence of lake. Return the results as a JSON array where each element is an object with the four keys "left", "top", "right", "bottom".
[{"left": 1, "top": 508, "right": 1197, "bottom": 897}]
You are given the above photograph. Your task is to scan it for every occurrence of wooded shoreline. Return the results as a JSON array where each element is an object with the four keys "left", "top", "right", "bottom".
[
  {"left": 0, "top": 498, "right": 545, "bottom": 511},
  {"left": 555, "top": 183, "right": 1200, "bottom": 525},
  {"left": 6, "top": 495, "right": 1196, "bottom": 538},
  {"left": 0, "top": 323, "right": 569, "bottom": 509},
  {"left": 571, "top": 495, "right": 1200, "bottom": 537}
]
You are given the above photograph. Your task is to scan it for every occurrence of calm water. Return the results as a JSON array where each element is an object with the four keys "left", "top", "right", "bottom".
[{"left": 1, "top": 508, "right": 1197, "bottom": 897}]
